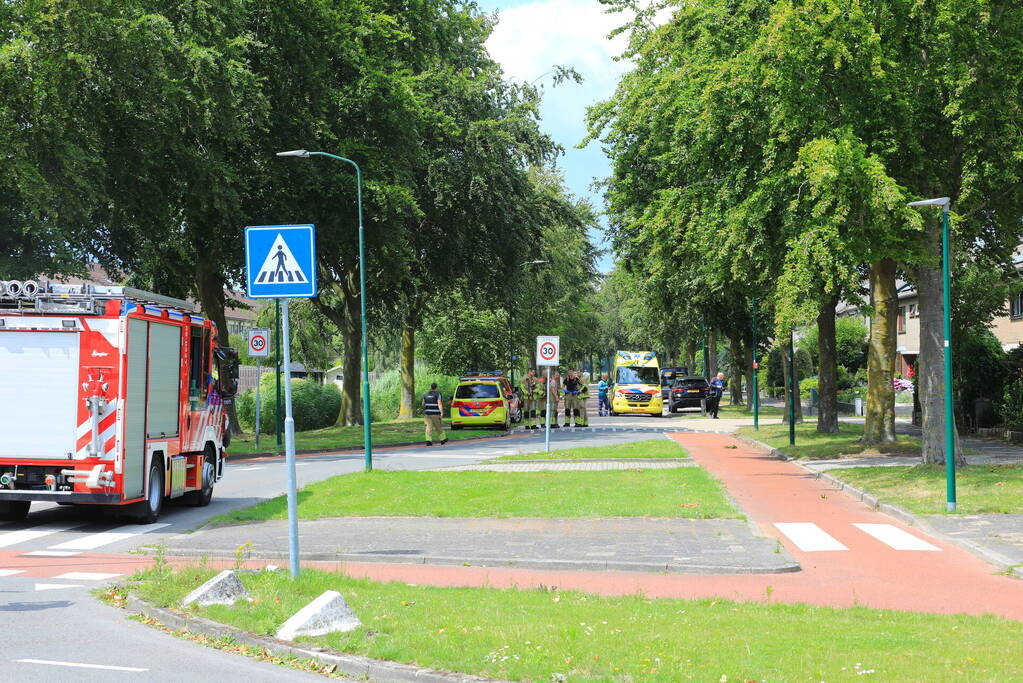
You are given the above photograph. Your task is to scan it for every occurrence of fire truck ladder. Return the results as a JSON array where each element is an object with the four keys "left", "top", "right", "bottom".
[{"left": 0, "top": 281, "right": 195, "bottom": 315}]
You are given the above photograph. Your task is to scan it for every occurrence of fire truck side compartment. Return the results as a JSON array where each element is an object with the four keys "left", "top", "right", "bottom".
[
  {"left": 124, "top": 319, "right": 149, "bottom": 499},
  {"left": 145, "top": 322, "right": 181, "bottom": 439},
  {"left": 0, "top": 330, "right": 79, "bottom": 459}
]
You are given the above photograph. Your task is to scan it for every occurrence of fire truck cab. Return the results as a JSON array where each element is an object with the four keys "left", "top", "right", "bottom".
[{"left": 0, "top": 281, "right": 239, "bottom": 523}]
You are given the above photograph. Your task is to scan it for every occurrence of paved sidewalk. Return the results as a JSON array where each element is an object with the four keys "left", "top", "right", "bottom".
[
  {"left": 924, "top": 514, "right": 1023, "bottom": 569},
  {"left": 166, "top": 516, "right": 797, "bottom": 574},
  {"left": 441, "top": 459, "right": 694, "bottom": 472}
]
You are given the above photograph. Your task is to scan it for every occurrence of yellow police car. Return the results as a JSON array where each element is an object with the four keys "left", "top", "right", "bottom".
[{"left": 450, "top": 373, "right": 519, "bottom": 430}]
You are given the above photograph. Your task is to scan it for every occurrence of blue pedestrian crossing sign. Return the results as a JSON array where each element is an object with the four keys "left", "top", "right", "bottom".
[{"left": 245, "top": 224, "right": 317, "bottom": 299}]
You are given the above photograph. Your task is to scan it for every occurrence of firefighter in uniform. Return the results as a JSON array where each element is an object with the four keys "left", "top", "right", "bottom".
[
  {"left": 575, "top": 370, "right": 590, "bottom": 427},
  {"left": 521, "top": 368, "right": 541, "bottom": 430},
  {"left": 541, "top": 370, "right": 561, "bottom": 428},
  {"left": 562, "top": 369, "right": 580, "bottom": 427}
]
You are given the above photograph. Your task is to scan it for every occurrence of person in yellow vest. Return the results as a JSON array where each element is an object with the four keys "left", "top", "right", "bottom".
[
  {"left": 520, "top": 368, "right": 541, "bottom": 430},
  {"left": 542, "top": 369, "right": 561, "bottom": 428}
]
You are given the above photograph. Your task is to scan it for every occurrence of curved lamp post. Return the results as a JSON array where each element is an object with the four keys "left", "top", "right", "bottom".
[
  {"left": 907, "top": 196, "right": 956, "bottom": 511},
  {"left": 277, "top": 149, "right": 372, "bottom": 471}
]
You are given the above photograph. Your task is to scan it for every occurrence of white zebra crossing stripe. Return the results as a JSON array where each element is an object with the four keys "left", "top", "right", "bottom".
[
  {"left": 22, "top": 551, "right": 80, "bottom": 557},
  {"left": 773, "top": 522, "right": 848, "bottom": 551},
  {"left": 54, "top": 572, "right": 122, "bottom": 581},
  {"left": 853, "top": 523, "right": 941, "bottom": 551},
  {"left": 0, "top": 569, "right": 24, "bottom": 576},
  {"left": 0, "top": 522, "right": 89, "bottom": 549},
  {"left": 34, "top": 583, "right": 82, "bottom": 591},
  {"left": 47, "top": 522, "right": 170, "bottom": 551}
]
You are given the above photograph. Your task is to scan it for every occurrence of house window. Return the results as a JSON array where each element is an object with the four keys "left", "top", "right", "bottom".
[
  {"left": 898, "top": 307, "right": 907, "bottom": 334},
  {"left": 1012, "top": 293, "right": 1023, "bottom": 319},
  {"left": 909, "top": 304, "right": 918, "bottom": 318}
]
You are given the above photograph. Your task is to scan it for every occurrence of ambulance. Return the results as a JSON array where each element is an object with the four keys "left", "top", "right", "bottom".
[
  {"left": 610, "top": 351, "right": 663, "bottom": 416},
  {"left": 0, "top": 281, "right": 239, "bottom": 522}
]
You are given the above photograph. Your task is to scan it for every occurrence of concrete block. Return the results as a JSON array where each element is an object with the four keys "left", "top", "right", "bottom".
[
  {"left": 182, "top": 569, "right": 251, "bottom": 607},
  {"left": 276, "top": 590, "right": 361, "bottom": 641}
]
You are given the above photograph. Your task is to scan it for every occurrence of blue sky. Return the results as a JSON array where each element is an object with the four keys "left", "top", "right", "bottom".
[{"left": 478, "top": 0, "right": 635, "bottom": 272}]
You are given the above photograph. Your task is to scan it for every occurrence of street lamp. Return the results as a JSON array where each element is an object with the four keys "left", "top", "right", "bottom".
[
  {"left": 509, "top": 260, "right": 548, "bottom": 387},
  {"left": 277, "top": 149, "right": 373, "bottom": 472},
  {"left": 907, "top": 196, "right": 956, "bottom": 511}
]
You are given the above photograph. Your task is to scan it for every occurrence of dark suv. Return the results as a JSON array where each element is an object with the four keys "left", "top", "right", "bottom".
[
  {"left": 660, "top": 367, "right": 689, "bottom": 401},
  {"left": 669, "top": 376, "right": 709, "bottom": 412}
]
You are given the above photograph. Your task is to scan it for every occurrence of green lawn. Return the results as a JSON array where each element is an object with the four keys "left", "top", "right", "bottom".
[
  {"left": 832, "top": 464, "right": 1023, "bottom": 515},
  {"left": 122, "top": 565, "right": 1023, "bottom": 682},
  {"left": 230, "top": 419, "right": 494, "bottom": 454},
  {"left": 493, "top": 439, "right": 687, "bottom": 461},
  {"left": 737, "top": 421, "right": 921, "bottom": 460},
  {"left": 207, "top": 467, "right": 738, "bottom": 525}
]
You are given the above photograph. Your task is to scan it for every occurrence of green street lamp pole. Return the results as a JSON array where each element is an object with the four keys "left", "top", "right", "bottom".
[
  {"left": 277, "top": 149, "right": 373, "bottom": 471},
  {"left": 509, "top": 260, "right": 548, "bottom": 387},
  {"left": 752, "top": 297, "right": 759, "bottom": 431},
  {"left": 908, "top": 197, "right": 956, "bottom": 511},
  {"left": 788, "top": 329, "right": 796, "bottom": 447},
  {"left": 701, "top": 322, "right": 709, "bottom": 381}
]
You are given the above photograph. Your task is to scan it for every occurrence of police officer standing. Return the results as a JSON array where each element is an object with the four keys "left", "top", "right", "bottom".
[
  {"left": 707, "top": 372, "right": 726, "bottom": 419},
  {"left": 422, "top": 383, "right": 448, "bottom": 445}
]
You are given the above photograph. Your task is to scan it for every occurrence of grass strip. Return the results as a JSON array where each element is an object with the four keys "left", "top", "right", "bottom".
[
  {"left": 230, "top": 418, "right": 494, "bottom": 454},
  {"left": 493, "top": 439, "right": 686, "bottom": 461},
  {"left": 831, "top": 464, "right": 1023, "bottom": 515},
  {"left": 208, "top": 467, "right": 738, "bottom": 525},
  {"left": 123, "top": 565, "right": 1023, "bottom": 682},
  {"left": 737, "top": 421, "right": 921, "bottom": 460}
]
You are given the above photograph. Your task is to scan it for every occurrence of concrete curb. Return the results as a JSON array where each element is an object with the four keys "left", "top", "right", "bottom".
[
  {"left": 125, "top": 594, "right": 510, "bottom": 683},
  {"left": 732, "top": 433, "right": 1023, "bottom": 578},
  {"left": 158, "top": 549, "right": 800, "bottom": 575},
  {"left": 230, "top": 431, "right": 513, "bottom": 460}
]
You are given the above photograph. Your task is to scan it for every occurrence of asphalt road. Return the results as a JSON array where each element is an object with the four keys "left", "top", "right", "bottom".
[{"left": 0, "top": 418, "right": 682, "bottom": 681}]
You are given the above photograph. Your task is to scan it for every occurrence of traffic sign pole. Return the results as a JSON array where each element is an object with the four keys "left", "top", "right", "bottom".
[
  {"left": 255, "top": 357, "right": 261, "bottom": 450},
  {"left": 280, "top": 299, "right": 300, "bottom": 578},
  {"left": 247, "top": 328, "right": 270, "bottom": 452},
  {"left": 544, "top": 366, "right": 551, "bottom": 454},
  {"left": 536, "top": 335, "right": 560, "bottom": 455}
]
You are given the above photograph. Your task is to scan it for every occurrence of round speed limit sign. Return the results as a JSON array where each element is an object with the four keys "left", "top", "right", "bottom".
[
  {"left": 536, "top": 335, "right": 560, "bottom": 366},
  {"left": 248, "top": 328, "right": 270, "bottom": 358}
]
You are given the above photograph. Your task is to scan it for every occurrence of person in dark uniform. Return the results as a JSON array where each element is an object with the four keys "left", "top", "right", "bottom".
[
  {"left": 422, "top": 383, "right": 448, "bottom": 445},
  {"left": 707, "top": 372, "right": 725, "bottom": 418}
]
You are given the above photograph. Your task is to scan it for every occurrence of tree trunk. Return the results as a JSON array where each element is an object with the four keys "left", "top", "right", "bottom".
[
  {"left": 817, "top": 295, "right": 840, "bottom": 434},
  {"left": 782, "top": 334, "right": 803, "bottom": 424},
  {"left": 398, "top": 298, "right": 422, "bottom": 420},
  {"left": 316, "top": 277, "right": 363, "bottom": 426},
  {"left": 194, "top": 261, "right": 241, "bottom": 435},
  {"left": 683, "top": 340, "right": 696, "bottom": 373},
  {"left": 708, "top": 329, "right": 718, "bottom": 378},
  {"left": 863, "top": 258, "right": 897, "bottom": 443},
  {"left": 916, "top": 233, "right": 965, "bottom": 464},
  {"left": 728, "top": 336, "right": 743, "bottom": 404}
]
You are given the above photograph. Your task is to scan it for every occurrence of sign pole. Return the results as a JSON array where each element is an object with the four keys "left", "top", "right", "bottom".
[
  {"left": 275, "top": 300, "right": 283, "bottom": 448},
  {"left": 544, "top": 366, "right": 551, "bottom": 454},
  {"left": 255, "top": 357, "right": 262, "bottom": 450},
  {"left": 280, "top": 299, "right": 300, "bottom": 578}
]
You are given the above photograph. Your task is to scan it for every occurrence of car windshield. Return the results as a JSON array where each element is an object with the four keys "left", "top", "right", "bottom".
[
  {"left": 616, "top": 366, "right": 660, "bottom": 385},
  {"left": 455, "top": 383, "right": 500, "bottom": 399}
]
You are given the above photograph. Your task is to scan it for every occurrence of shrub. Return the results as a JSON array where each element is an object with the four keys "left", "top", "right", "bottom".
[
  {"left": 237, "top": 374, "right": 340, "bottom": 433},
  {"left": 369, "top": 363, "right": 461, "bottom": 421},
  {"left": 799, "top": 377, "right": 819, "bottom": 396},
  {"left": 1001, "top": 375, "right": 1023, "bottom": 432}
]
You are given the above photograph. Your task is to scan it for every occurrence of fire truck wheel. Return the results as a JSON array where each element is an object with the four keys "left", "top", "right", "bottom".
[
  {"left": 0, "top": 500, "right": 30, "bottom": 521},
  {"left": 136, "top": 461, "right": 165, "bottom": 524},
  {"left": 184, "top": 454, "right": 216, "bottom": 507}
]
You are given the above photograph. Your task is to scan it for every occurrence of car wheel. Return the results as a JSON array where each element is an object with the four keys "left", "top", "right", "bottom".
[
  {"left": 0, "top": 500, "right": 30, "bottom": 521},
  {"left": 136, "top": 460, "right": 164, "bottom": 524}
]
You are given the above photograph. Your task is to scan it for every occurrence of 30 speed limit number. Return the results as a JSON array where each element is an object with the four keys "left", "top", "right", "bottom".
[{"left": 248, "top": 328, "right": 270, "bottom": 358}]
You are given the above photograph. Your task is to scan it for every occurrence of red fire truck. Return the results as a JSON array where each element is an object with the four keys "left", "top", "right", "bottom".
[{"left": 0, "top": 281, "right": 239, "bottom": 523}]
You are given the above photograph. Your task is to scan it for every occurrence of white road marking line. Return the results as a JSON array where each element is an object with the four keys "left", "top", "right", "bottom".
[
  {"left": 0, "top": 569, "right": 24, "bottom": 576},
  {"left": 33, "top": 583, "right": 83, "bottom": 591},
  {"left": 22, "top": 550, "right": 81, "bottom": 557},
  {"left": 773, "top": 522, "right": 848, "bottom": 551},
  {"left": 235, "top": 466, "right": 266, "bottom": 471},
  {"left": 0, "top": 522, "right": 89, "bottom": 549},
  {"left": 47, "top": 522, "right": 170, "bottom": 551},
  {"left": 853, "top": 523, "right": 941, "bottom": 551},
  {"left": 16, "top": 659, "right": 148, "bottom": 672},
  {"left": 54, "top": 572, "right": 123, "bottom": 581}
]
